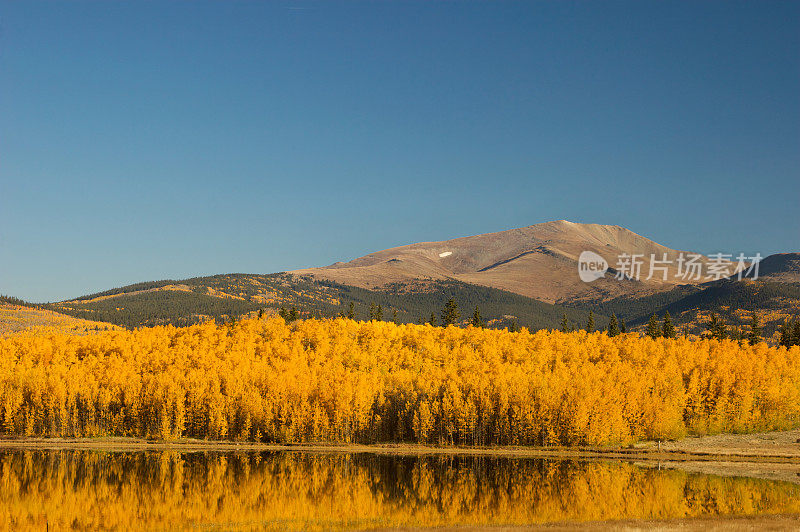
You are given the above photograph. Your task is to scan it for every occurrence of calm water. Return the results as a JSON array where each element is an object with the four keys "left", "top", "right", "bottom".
[{"left": 0, "top": 449, "right": 798, "bottom": 530}]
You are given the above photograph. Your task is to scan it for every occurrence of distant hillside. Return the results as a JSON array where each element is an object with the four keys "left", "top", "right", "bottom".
[
  {"left": 573, "top": 284, "right": 702, "bottom": 323},
  {"left": 47, "top": 274, "right": 606, "bottom": 331},
  {"left": 755, "top": 253, "right": 800, "bottom": 283},
  {"left": 54, "top": 289, "right": 263, "bottom": 328},
  {"left": 558, "top": 250, "right": 800, "bottom": 335},
  {"left": 0, "top": 302, "right": 120, "bottom": 336},
  {"left": 572, "top": 279, "right": 800, "bottom": 339},
  {"left": 656, "top": 280, "right": 800, "bottom": 337}
]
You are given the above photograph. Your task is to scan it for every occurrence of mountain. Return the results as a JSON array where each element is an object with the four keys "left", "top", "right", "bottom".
[
  {"left": 292, "top": 220, "right": 727, "bottom": 304},
  {"left": 5, "top": 220, "right": 796, "bottom": 338}
]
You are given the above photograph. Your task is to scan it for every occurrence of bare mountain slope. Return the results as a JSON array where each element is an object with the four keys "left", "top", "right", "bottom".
[{"left": 292, "top": 220, "right": 727, "bottom": 303}]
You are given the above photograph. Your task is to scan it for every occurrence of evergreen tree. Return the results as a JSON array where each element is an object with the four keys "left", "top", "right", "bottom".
[
  {"left": 662, "top": 311, "right": 675, "bottom": 339},
  {"left": 707, "top": 313, "right": 727, "bottom": 340},
  {"left": 376, "top": 305, "right": 383, "bottom": 321},
  {"left": 471, "top": 306, "right": 484, "bottom": 328},
  {"left": 392, "top": 309, "right": 398, "bottom": 323},
  {"left": 288, "top": 307, "right": 299, "bottom": 322},
  {"left": 646, "top": 314, "right": 661, "bottom": 339},
  {"left": 441, "top": 298, "right": 460, "bottom": 326},
  {"left": 707, "top": 313, "right": 719, "bottom": 339},
  {"left": 793, "top": 321, "right": 800, "bottom": 346},
  {"left": 620, "top": 318, "right": 627, "bottom": 334},
  {"left": 779, "top": 320, "right": 791, "bottom": 348},
  {"left": 347, "top": 302, "right": 355, "bottom": 320},
  {"left": 747, "top": 313, "right": 761, "bottom": 345},
  {"left": 607, "top": 314, "right": 620, "bottom": 337},
  {"left": 369, "top": 302, "right": 376, "bottom": 321},
  {"left": 509, "top": 319, "right": 519, "bottom": 333},
  {"left": 429, "top": 312, "right": 437, "bottom": 326},
  {"left": 257, "top": 308, "right": 264, "bottom": 319},
  {"left": 560, "top": 313, "right": 569, "bottom": 333}
]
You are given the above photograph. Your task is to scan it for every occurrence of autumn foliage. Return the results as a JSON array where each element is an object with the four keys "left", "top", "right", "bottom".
[{"left": 1, "top": 317, "right": 798, "bottom": 445}]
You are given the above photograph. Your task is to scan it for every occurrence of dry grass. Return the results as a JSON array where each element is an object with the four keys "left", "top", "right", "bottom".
[{"left": 396, "top": 514, "right": 800, "bottom": 531}]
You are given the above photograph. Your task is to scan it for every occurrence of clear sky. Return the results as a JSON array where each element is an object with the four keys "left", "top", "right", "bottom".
[{"left": 2, "top": 1, "right": 798, "bottom": 302}]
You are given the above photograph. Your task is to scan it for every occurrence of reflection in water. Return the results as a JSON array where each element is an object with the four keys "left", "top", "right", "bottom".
[{"left": 0, "top": 450, "right": 798, "bottom": 530}]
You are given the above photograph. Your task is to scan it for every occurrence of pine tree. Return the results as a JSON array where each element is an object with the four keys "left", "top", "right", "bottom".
[
  {"left": 560, "top": 313, "right": 569, "bottom": 333},
  {"left": 793, "top": 321, "right": 800, "bottom": 347},
  {"left": 607, "top": 314, "right": 620, "bottom": 337},
  {"left": 707, "top": 313, "right": 727, "bottom": 340},
  {"left": 347, "top": 302, "right": 355, "bottom": 320},
  {"left": 258, "top": 308, "right": 264, "bottom": 319},
  {"left": 441, "top": 298, "right": 460, "bottom": 327},
  {"left": 662, "top": 311, "right": 675, "bottom": 339},
  {"left": 620, "top": 318, "right": 627, "bottom": 334},
  {"left": 646, "top": 314, "right": 661, "bottom": 339},
  {"left": 288, "top": 307, "right": 299, "bottom": 322},
  {"left": 429, "top": 312, "right": 437, "bottom": 326},
  {"left": 747, "top": 313, "right": 761, "bottom": 345},
  {"left": 779, "top": 320, "right": 791, "bottom": 347},
  {"left": 471, "top": 306, "right": 484, "bottom": 328},
  {"left": 509, "top": 319, "right": 519, "bottom": 333},
  {"left": 586, "top": 311, "right": 594, "bottom": 333},
  {"left": 392, "top": 309, "right": 398, "bottom": 323},
  {"left": 376, "top": 305, "right": 383, "bottom": 322}
]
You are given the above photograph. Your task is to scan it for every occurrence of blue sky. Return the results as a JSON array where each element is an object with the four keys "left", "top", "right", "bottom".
[{"left": 2, "top": 1, "right": 798, "bottom": 302}]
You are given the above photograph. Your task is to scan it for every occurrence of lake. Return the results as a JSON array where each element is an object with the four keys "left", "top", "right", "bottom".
[{"left": 0, "top": 449, "right": 798, "bottom": 530}]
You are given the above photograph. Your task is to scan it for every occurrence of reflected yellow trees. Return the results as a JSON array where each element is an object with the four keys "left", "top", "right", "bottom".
[
  {"left": 0, "top": 317, "right": 799, "bottom": 445},
  {"left": 0, "top": 451, "right": 798, "bottom": 530}
]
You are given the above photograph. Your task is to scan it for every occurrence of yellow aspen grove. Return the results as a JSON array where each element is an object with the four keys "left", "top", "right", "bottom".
[{"left": 0, "top": 317, "right": 798, "bottom": 445}]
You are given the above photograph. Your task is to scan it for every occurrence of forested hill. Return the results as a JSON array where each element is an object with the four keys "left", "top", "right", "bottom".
[
  {"left": 570, "top": 279, "right": 800, "bottom": 338},
  {"left": 42, "top": 274, "right": 605, "bottom": 331}
]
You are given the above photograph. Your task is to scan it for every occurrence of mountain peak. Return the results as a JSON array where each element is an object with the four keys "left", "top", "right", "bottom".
[{"left": 291, "top": 221, "right": 716, "bottom": 303}]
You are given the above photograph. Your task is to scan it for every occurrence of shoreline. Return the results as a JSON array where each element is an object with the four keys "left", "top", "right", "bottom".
[
  {"left": 1, "top": 430, "right": 798, "bottom": 464},
  {"left": 390, "top": 514, "right": 800, "bottom": 531},
  {"left": 4, "top": 430, "right": 800, "bottom": 485}
]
